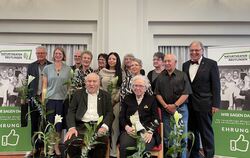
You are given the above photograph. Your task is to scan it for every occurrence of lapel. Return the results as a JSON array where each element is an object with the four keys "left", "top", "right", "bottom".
[
  {"left": 81, "top": 90, "right": 88, "bottom": 115},
  {"left": 136, "top": 93, "right": 148, "bottom": 111},
  {"left": 97, "top": 91, "right": 102, "bottom": 116},
  {"left": 35, "top": 62, "right": 39, "bottom": 77},
  {"left": 193, "top": 57, "right": 206, "bottom": 83},
  {"left": 186, "top": 61, "right": 192, "bottom": 82}
]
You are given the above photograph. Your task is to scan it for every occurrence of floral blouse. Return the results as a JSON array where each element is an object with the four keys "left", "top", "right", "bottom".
[{"left": 73, "top": 67, "right": 93, "bottom": 89}]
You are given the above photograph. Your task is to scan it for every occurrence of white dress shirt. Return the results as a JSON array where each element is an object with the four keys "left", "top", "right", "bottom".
[
  {"left": 189, "top": 56, "right": 203, "bottom": 82},
  {"left": 80, "top": 90, "right": 109, "bottom": 131},
  {"left": 82, "top": 91, "right": 99, "bottom": 122}
]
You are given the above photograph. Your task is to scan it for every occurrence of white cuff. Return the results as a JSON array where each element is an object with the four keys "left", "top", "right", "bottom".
[{"left": 101, "top": 123, "right": 109, "bottom": 131}]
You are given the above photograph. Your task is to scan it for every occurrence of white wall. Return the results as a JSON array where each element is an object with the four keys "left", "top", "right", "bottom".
[
  {"left": 1, "top": 0, "right": 250, "bottom": 72},
  {"left": 0, "top": 0, "right": 98, "bottom": 20}
]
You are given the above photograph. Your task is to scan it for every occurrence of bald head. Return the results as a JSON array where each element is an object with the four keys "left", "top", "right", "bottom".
[
  {"left": 164, "top": 53, "right": 177, "bottom": 73},
  {"left": 74, "top": 50, "right": 82, "bottom": 65},
  {"left": 85, "top": 73, "right": 100, "bottom": 94}
]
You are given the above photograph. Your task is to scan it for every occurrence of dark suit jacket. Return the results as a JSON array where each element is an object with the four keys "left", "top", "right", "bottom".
[
  {"left": 120, "top": 92, "right": 160, "bottom": 145},
  {"left": 27, "top": 60, "right": 52, "bottom": 98},
  {"left": 182, "top": 57, "right": 221, "bottom": 111},
  {"left": 21, "top": 60, "right": 51, "bottom": 127},
  {"left": 67, "top": 88, "right": 114, "bottom": 130}
]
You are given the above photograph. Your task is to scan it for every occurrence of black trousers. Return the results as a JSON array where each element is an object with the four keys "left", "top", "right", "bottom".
[
  {"left": 119, "top": 131, "right": 156, "bottom": 158},
  {"left": 188, "top": 108, "right": 214, "bottom": 158},
  {"left": 30, "top": 100, "right": 44, "bottom": 149},
  {"left": 65, "top": 123, "right": 108, "bottom": 158}
]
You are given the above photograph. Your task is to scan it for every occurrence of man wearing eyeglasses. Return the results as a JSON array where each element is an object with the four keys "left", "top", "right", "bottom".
[
  {"left": 182, "top": 41, "right": 221, "bottom": 158},
  {"left": 23, "top": 46, "right": 52, "bottom": 156}
]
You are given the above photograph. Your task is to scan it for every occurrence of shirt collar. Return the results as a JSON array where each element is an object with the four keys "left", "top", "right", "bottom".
[
  {"left": 86, "top": 89, "right": 99, "bottom": 96},
  {"left": 163, "top": 69, "right": 177, "bottom": 76},
  {"left": 191, "top": 56, "right": 203, "bottom": 65},
  {"left": 36, "top": 60, "right": 49, "bottom": 65}
]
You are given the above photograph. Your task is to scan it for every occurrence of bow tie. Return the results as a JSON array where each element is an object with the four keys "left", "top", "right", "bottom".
[{"left": 191, "top": 60, "right": 199, "bottom": 65}]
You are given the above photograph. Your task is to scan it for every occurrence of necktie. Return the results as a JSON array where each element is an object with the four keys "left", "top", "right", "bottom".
[{"left": 191, "top": 60, "right": 199, "bottom": 65}]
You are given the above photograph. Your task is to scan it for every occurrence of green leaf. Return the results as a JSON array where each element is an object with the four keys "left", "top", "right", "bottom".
[
  {"left": 126, "top": 147, "right": 137, "bottom": 150},
  {"left": 97, "top": 116, "right": 103, "bottom": 126}
]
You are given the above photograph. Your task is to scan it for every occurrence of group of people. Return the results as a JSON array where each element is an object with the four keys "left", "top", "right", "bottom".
[
  {"left": 24, "top": 40, "right": 221, "bottom": 158},
  {"left": 220, "top": 68, "right": 250, "bottom": 111},
  {"left": 0, "top": 66, "right": 27, "bottom": 106}
]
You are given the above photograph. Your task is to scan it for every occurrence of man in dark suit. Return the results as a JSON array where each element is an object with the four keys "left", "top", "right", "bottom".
[
  {"left": 64, "top": 73, "right": 114, "bottom": 158},
  {"left": 22, "top": 46, "right": 51, "bottom": 155},
  {"left": 182, "top": 41, "right": 221, "bottom": 158}
]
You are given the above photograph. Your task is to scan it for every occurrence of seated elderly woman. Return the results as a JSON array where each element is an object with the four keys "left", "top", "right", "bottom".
[{"left": 119, "top": 75, "right": 160, "bottom": 158}]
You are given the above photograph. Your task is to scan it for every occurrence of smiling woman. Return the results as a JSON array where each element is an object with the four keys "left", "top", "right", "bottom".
[
  {"left": 41, "top": 47, "right": 71, "bottom": 156},
  {"left": 99, "top": 52, "right": 123, "bottom": 157}
]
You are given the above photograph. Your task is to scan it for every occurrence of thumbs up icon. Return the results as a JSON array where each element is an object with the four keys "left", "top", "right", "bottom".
[
  {"left": 230, "top": 134, "right": 249, "bottom": 152},
  {"left": 1, "top": 129, "right": 20, "bottom": 146}
]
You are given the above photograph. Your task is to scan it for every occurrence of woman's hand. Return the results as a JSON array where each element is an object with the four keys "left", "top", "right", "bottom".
[
  {"left": 125, "top": 125, "right": 136, "bottom": 136},
  {"left": 143, "top": 131, "right": 153, "bottom": 143}
]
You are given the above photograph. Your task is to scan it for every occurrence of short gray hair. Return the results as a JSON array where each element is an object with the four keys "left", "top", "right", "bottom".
[
  {"left": 85, "top": 72, "right": 100, "bottom": 82},
  {"left": 36, "top": 46, "right": 47, "bottom": 53},
  {"left": 189, "top": 41, "right": 205, "bottom": 51},
  {"left": 131, "top": 75, "right": 150, "bottom": 89},
  {"left": 131, "top": 58, "right": 142, "bottom": 66}
]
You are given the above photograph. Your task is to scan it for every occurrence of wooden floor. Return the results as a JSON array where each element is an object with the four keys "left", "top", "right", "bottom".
[
  {"left": 0, "top": 152, "right": 27, "bottom": 158},
  {"left": 0, "top": 155, "right": 25, "bottom": 158}
]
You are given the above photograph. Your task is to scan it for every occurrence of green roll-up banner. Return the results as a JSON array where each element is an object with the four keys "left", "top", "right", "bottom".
[
  {"left": 209, "top": 46, "right": 250, "bottom": 158},
  {"left": 0, "top": 45, "right": 37, "bottom": 153}
]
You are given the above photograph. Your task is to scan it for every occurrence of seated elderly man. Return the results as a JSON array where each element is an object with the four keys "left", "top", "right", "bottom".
[{"left": 64, "top": 73, "right": 114, "bottom": 158}]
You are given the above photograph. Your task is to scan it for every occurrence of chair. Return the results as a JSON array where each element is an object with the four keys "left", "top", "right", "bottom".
[
  {"left": 105, "top": 139, "right": 110, "bottom": 158},
  {"left": 117, "top": 108, "right": 164, "bottom": 158},
  {"left": 149, "top": 108, "right": 163, "bottom": 158}
]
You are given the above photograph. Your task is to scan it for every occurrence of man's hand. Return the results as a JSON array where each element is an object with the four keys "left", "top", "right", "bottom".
[
  {"left": 212, "top": 107, "right": 219, "bottom": 114},
  {"left": 143, "top": 132, "right": 153, "bottom": 143},
  {"left": 64, "top": 128, "right": 78, "bottom": 142},
  {"left": 125, "top": 125, "right": 136, "bottom": 136},
  {"left": 97, "top": 127, "right": 108, "bottom": 136},
  {"left": 165, "top": 104, "right": 176, "bottom": 114}
]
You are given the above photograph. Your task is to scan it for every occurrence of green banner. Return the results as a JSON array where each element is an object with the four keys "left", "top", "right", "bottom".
[
  {"left": 209, "top": 46, "right": 250, "bottom": 158},
  {"left": 0, "top": 106, "right": 32, "bottom": 152},
  {"left": 213, "top": 110, "right": 250, "bottom": 158},
  {"left": 0, "top": 44, "right": 37, "bottom": 153}
]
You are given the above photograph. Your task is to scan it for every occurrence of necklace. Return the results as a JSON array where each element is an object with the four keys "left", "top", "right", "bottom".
[{"left": 55, "top": 63, "right": 62, "bottom": 76}]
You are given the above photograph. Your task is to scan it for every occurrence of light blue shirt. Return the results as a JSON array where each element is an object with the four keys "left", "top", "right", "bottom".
[{"left": 43, "top": 63, "right": 71, "bottom": 100}]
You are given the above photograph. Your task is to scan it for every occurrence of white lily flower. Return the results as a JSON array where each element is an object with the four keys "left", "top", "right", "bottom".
[
  {"left": 130, "top": 112, "right": 145, "bottom": 132},
  {"left": 174, "top": 111, "right": 182, "bottom": 127},
  {"left": 130, "top": 114, "right": 138, "bottom": 125},
  {"left": 28, "top": 75, "right": 35, "bottom": 85},
  {"left": 54, "top": 114, "right": 63, "bottom": 125}
]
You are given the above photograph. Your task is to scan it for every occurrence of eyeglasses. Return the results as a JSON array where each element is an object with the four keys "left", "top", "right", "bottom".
[
  {"left": 131, "top": 64, "right": 140, "bottom": 67},
  {"left": 190, "top": 49, "right": 202, "bottom": 52},
  {"left": 133, "top": 84, "right": 145, "bottom": 88},
  {"left": 36, "top": 52, "right": 46, "bottom": 55},
  {"left": 153, "top": 58, "right": 162, "bottom": 61},
  {"left": 74, "top": 55, "right": 81, "bottom": 58}
]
